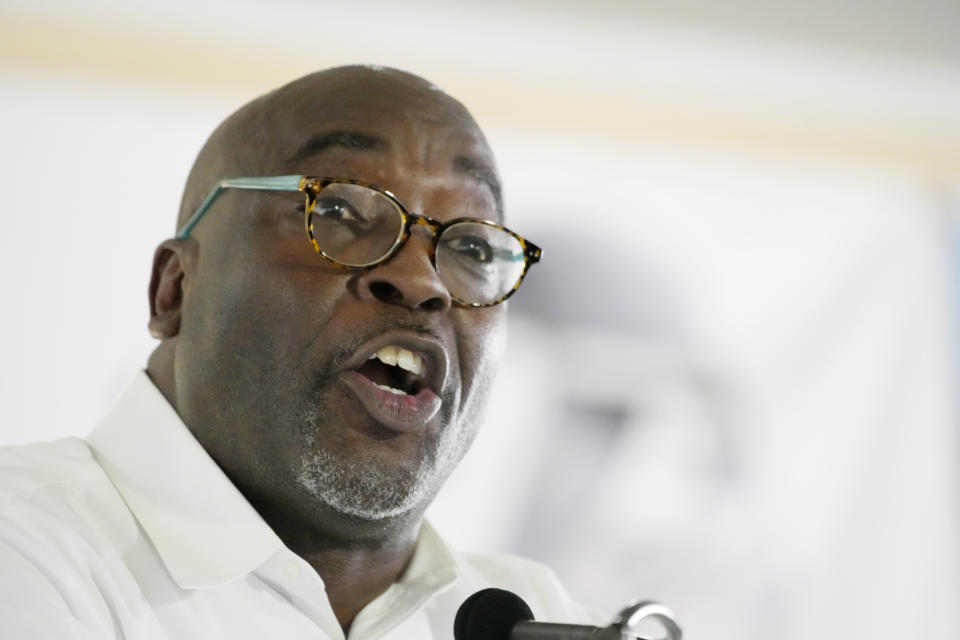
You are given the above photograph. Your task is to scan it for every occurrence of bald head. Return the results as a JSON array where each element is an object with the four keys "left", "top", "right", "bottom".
[
  {"left": 148, "top": 64, "right": 512, "bottom": 542},
  {"left": 177, "top": 66, "right": 502, "bottom": 232}
]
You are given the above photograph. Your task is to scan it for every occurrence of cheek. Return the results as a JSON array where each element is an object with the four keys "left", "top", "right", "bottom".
[
  {"left": 181, "top": 247, "right": 336, "bottom": 373},
  {"left": 212, "top": 223, "right": 348, "bottom": 314},
  {"left": 457, "top": 308, "right": 507, "bottom": 405}
]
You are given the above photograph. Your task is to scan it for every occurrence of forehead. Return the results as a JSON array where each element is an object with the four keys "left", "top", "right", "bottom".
[{"left": 249, "top": 73, "right": 502, "bottom": 218}]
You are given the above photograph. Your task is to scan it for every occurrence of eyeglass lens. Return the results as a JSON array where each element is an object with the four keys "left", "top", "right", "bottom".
[{"left": 307, "top": 183, "right": 527, "bottom": 305}]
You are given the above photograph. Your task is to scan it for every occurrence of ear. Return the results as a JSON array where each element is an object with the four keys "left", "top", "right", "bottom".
[{"left": 148, "top": 238, "right": 194, "bottom": 340}]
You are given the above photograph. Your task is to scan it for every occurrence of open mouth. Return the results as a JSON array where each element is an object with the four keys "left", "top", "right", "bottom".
[
  {"left": 356, "top": 345, "right": 426, "bottom": 396},
  {"left": 339, "top": 336, "right": 446, "bottom": 434}
]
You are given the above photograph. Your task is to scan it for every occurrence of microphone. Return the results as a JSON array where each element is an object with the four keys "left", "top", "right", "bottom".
[
  {"left": 454, "top": 588, "right": 681, "bottom": 640},
  {"left": 454, "top": 588, "right": 616, "bottom": 640}
]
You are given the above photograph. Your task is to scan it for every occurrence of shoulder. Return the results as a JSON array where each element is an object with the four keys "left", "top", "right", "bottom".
[
  {"left": 0, "top": 435, "right": 137, "bottom": 550},
  {"left": 0, "top": 435, "right": 137, "bottom": 544},
  {"left": 456, "top": 548, "right": 558, "bottom": 586},
  {"left": 454, "top": 549, "right": 602, "bottom": 625},
  {"left": 0, "top": 438, "right": 142, "bottom": 638},
  {"left": 0, "top": 437, "right": 104, "bottom": 503}
]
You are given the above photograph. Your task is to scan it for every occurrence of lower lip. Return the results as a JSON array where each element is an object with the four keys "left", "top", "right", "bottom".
[{"left": 340, "top": 371, "right": 442, "bottom": 433}]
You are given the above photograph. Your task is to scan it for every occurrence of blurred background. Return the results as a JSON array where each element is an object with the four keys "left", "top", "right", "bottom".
[{"left": 1, "top": 1, "right": 958, "bottom": 638}]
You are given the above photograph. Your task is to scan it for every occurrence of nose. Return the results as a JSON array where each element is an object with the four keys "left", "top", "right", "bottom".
[{"left": 355, "top": 230, "right": 452, "bottom": 312}]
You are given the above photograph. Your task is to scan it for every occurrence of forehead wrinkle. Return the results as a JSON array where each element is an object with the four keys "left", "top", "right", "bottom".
[
  {"left": 452, "top": 155, "right": 502, "bottom": 215},
  {"left": 288, "top": 130, "right": 389, "bottom": 166}
]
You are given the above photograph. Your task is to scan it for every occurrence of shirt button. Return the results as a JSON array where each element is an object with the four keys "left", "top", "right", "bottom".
[{"left": 284, "top": 560, "right": 302, "bottom": 580}]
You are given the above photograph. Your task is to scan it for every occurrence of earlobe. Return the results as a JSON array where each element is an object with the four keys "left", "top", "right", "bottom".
[{"left": 148, "top": 239, "right": 192, "bottom": 339}]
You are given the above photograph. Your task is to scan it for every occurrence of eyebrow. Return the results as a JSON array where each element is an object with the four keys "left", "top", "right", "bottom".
[
  {"left": 288, "top": 130, "right": 388, "bottom": 164},
  {"left": 453, "top": 155, "right": 503, "bottom": 215},
  {"left": 288, "top": 130, "right": 503, "bottom": 214}
]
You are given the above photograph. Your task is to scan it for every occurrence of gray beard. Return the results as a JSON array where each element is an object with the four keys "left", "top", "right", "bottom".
[
  {"left": 289, "top": 322, "right": 482, "bottom": 521},
  {"left": 295, "top": 408, "right": 470, "bottom": 521}
]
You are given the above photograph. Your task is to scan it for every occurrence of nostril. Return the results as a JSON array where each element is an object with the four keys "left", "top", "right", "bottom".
[
  {"left": 368, "top": 281, "right": 404, "bottom": 305},
  {"left": 420, "top": 297, "right": 446, "bottom": 312}
]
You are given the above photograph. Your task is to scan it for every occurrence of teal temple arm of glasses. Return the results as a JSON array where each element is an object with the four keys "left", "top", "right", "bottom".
[{"left": 177, "top": 175, "right": 304, "bottom": 238}]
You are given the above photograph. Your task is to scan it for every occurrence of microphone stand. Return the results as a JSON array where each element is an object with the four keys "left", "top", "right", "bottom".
[
  {"left": 508, "top": 600, "right": 682, "bottom": 640},
  {"left": 613, "top": 600, "right": 682, "bottom": 640}
]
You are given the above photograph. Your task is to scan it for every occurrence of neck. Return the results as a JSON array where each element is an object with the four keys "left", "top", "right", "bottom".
[
  {"left": 297, "top": 536, "right": 418, "bottom": 631},
  {"left": 247, "top": 490, "right": 424, "bottom": 632},
  {"left": 146, "top": 345, "right": 176, "bottom": 408}
]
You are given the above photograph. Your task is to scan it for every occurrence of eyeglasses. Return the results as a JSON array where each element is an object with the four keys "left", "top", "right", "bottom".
[{"left": 177, "top": 175, "right": 542, "bottom": 307}]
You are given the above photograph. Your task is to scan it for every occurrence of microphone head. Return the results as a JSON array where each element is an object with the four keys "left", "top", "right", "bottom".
[{"left": 454, "top": 588, "right": 535, "bottom": 640}]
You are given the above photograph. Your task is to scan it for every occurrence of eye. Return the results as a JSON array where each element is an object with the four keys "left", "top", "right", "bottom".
[
  {"left": 443, "top": 234, "right": 494, "bottom": 263},
  {"left": 314, "top": 196, "right": 367, "bottom": 226}
]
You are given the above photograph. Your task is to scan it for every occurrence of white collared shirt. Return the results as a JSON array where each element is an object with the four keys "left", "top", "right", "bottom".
[{"left": 0, "top": 373, "right": 594, "bottom": 639}]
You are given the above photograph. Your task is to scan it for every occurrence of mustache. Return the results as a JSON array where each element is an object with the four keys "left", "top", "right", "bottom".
[
  {"left": 304, "top": 317, "right": 458, "bottom": 436},
  {"left": 307, "top": 318, "right": 445, "bottom": 387},
  {"left": 333, "top": 319, "right": 444, "bottom": 370}
]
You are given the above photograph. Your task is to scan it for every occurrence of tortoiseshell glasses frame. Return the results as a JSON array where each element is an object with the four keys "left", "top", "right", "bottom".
[{"left": 176, "top": 175, "right": 542, "bottom": 307}]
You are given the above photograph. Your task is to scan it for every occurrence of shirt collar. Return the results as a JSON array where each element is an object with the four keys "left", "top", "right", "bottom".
[
  {"left": 401, "top": 519, "right": 460, "bottom": 592},
  {"left": 86, "top": 372, "right": 465, "bottom": 595},
  {"left": 87, "top": 371, "right": 284, "bottom": 589},
  {"left": 347, "top": 520, "right": 461, "bottom": 639}
]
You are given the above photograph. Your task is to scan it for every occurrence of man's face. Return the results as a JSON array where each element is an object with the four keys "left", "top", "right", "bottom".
[{"left": 172, "top": 71, "right": 507, "bottom": 524}]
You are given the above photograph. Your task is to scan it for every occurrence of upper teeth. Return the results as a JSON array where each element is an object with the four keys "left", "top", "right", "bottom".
[{"left": 369, "top": 345, "right": 424, "bottom": 376}]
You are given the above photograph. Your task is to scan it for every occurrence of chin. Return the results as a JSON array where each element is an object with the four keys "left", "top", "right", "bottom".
[{"left": 294, "top": 446, "right": 440, "bottom": 522}]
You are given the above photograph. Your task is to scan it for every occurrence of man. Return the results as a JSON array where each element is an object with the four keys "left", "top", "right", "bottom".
[{"left": 0, "top": 66, "right": 591, "bottom": 638}]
